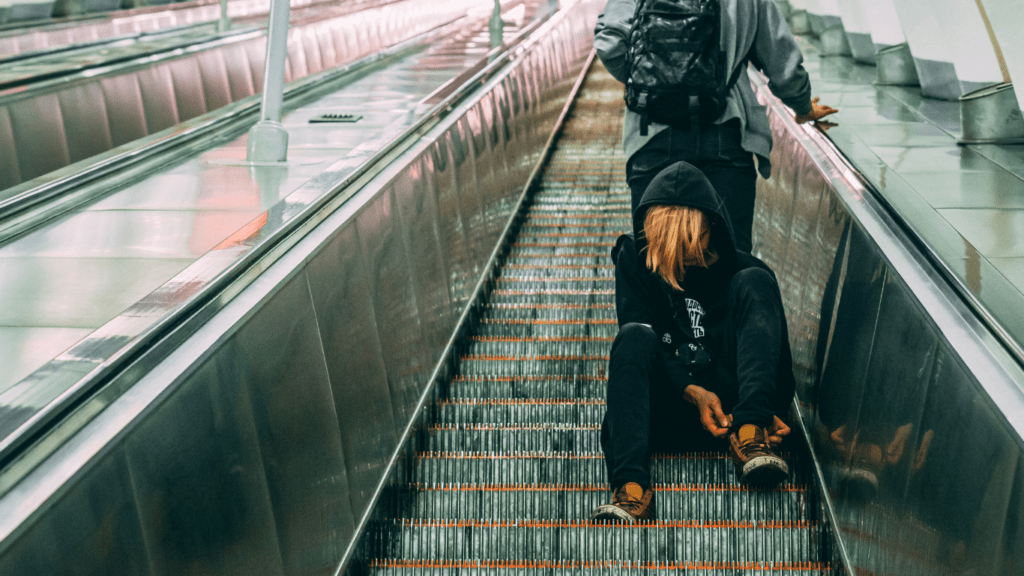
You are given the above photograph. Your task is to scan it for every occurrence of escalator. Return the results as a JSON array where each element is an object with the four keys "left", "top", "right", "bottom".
[
  {"left": 1, "top": 0, "right": 1017, "bottom": 570},
  {"left": 354, "top": 62, "right": 835, "bottom": 574}
]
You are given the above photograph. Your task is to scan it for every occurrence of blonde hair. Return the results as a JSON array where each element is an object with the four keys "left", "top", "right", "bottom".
[{"left": 643, "top": 205, "right": 717, "bottom": 291}]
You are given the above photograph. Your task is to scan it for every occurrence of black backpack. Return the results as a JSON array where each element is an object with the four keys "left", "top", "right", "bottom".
[{"left": 625, "top": 0, "right": 744, "bottom": 135}]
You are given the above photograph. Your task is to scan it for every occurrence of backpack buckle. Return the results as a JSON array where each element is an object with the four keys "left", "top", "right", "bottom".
[{"left": 638, "top": 91, "right": 650, "bottom": 136}]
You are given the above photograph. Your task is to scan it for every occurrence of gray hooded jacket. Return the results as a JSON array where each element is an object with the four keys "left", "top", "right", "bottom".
[{"left": 594, "top": 0, "right": 813, "bottom": 178}]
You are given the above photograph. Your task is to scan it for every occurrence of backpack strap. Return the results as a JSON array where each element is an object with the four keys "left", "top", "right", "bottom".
[{"left": 725, "top": 53, "right": 750, "bottom": 94}]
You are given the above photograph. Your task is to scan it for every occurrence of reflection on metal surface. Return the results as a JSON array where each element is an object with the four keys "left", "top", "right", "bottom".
[
  {"left": 959, "top": 82, "right": 1024, "bottom": 144},
  {"left": 752, "top": 64, "right": 1024, "bottom": 576},
  {"left": 876, "top": 42, "right": 919, "bottom": 86},
  {"left": 807, "top": 12, "right": 825, "bottom": 37},
  {"left": 773, "top": 0, "right": 792, "bottom": 19},
  {"left": 820, "top": 24, "right": 852, "bottom": 57},
  {"left": 912, "top": 56, "right": 963, "bottom": 101},
  {"left": 0, "top": 1, "right": 599, "bottom": 573},
  {"left": 845, "top": 31, "right": 875, "bottom": 65},
  {"left": 789, "top": 9, "right": 811, "bottom": 35}
]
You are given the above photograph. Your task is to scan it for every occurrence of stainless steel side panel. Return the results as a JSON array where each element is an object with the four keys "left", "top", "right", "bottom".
[
  {"left": 356, "top": 186, "right": 428, "bottom": 435},
  {"left": 124, "top": 330, "right": 286, "bottom": 576},
  {"left": 431, "top": 133, "right": 476, "bottom": 309},
  {"left": 305, "top": 221, "right": 397, "bottom": 527},
  {"left": 752, "top": 70, "right": 1024, "bottom": 576},
  {"left": 0, "top": 449, "right": 151, "bottom": 575},
  {"left": 392, "top": 156, "right": 455, "bottom": 360},
  {"left": 234, "top": 271, "right": 355, "bottom": 576},
  {"left": 0, "top": 1, "right": 600, "bottom": 573}
]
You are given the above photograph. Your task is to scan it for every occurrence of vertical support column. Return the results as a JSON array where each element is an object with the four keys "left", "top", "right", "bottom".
[
  {"left": 247, "top": 0, "right": 291, "bottom": 163},
  {"left": 218, "top": 0, "right": 230, "bottom": 32},
  {"left": 489, "top": 0, "right": 503, "bottom": 51}
]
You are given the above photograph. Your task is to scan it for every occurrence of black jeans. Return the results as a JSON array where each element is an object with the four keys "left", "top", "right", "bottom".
[
  {"left": 601, "top": 268, "right": 785, "bottom": 490},
  {"left": 627, "top": 120, "right": 757, "bottom": 253}
]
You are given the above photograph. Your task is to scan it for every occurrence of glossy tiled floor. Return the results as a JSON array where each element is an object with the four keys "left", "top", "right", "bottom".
[{"left": 795, "top": 35, "right": 1024, "bottom": 353}]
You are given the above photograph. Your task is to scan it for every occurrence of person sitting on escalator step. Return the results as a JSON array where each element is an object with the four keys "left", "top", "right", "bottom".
[{"left": 591, "top": 161, "right": 795, "bottom": 523}]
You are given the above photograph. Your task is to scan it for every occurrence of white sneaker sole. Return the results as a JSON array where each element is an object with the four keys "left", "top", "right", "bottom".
[
  {"left": 589, "top": 504, "right": 637, "bottom": 522},
  {"left": 740, "top": 455, "right": 790, "bottom": 486}
]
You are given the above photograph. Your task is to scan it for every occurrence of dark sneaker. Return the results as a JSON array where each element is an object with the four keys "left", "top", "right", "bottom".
[
  {"left": 728, "top": 424, "right": 789, "bottom": 487},
  {"left": 589, "top": 482, "right": 656, "bottom": 522},
  {"left": 842, "top": 443, "right": 882, "bottom": 501}
]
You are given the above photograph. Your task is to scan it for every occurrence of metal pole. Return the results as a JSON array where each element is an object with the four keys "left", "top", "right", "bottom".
[
  {"left": 489, "top": 0, "right": 503, "bottom": 51},
  {"left": 246, "top": 0, "right": 291, "bottom": 162},
  {"left": 218, "top": 0, "right": 230, "bottom": 32}
]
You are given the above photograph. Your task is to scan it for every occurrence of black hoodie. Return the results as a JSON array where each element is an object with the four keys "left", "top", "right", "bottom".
[{"left": 611, "top": 161, "right": 795, "bottom": 415}]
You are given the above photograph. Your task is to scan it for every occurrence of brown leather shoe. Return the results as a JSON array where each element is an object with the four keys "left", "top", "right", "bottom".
[
  {"left": 589, "top": 482, "right": 656, "bottom": 522},
  {"left": 728, "top": 424, "right": 789, "bottom": 487}
]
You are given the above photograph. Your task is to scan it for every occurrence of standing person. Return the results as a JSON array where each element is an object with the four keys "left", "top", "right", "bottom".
[
  {"left": 591, "top": 161, "right": 795, "bottom": 522},
  {"left": 594, "top": 0, "right": 838, "bottom": 253}
]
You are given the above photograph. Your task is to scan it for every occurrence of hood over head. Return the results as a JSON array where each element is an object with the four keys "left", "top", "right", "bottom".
[{"left": 631, "top": 161, "right": 739, "bottom": 274}]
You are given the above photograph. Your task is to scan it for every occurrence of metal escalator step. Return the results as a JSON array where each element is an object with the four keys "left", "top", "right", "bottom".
[
  {"left": 501, "top": 240, "right": 614, "bottom": 250},
  {"left": 486, "top": 293, "right": 615, "bottom": 307},
  {"left": 464, "top": 337, "right": 614, "bottom": 356},
  {"left": 434, "top": 398, "right": 606, "bottom": 425},
  {"left": 365, "top": 521, "right": 824, "bottom": 564},
  {"left": 531, "top": 199, "right": 629, "bottom": 208},
  {"left": 492, "top": 280, "right": 616, "bottom": 292},
  {"left": 393, "top": 485, "right": 810, "bottom": 521},
  {"left": 506, "top": 251, "right": 616, "bottom": 262},
  {"left": 473, "top": 323, "right": 618, "bottom": 339},
  {"left": 503, "top": 261, "right": 617, "bottom": 268},
  {"left": 411, "top": 452, "right": 809, "bottom": 487},
  {"left": 524, "top": 214, "right": 630, "bottom": 221},
  {"left": 503, "top": 255, "right": 613, "bottom": 265},
  {"left": 368, "top": 563, "right": 831, "bottom": 573},
  {"left": 512, "top": 242, "right": 619, "bottom": 250},
  {"left": 507, "top": 244, "right": 617, "bottom": 251},
  {"left": 447, "top": 375, "right": 607, "bottom": 399},
  {"left": 526, "top": 204, "right": 628, "bottom": 212},
  {"left": 498, "top": 271, "right": 616, "bottom": 280},
  {"left": 520, "top": 226, "right": 627, "bottom": 235},
  {"left": 426, "top": 424, "right": 603, "bottom": 452},
  {"left": 456, "top": 356, "right": 608, "bottom": 378},
  {"left": 481, "top": 302, "right": 616, "bottom": 317}
]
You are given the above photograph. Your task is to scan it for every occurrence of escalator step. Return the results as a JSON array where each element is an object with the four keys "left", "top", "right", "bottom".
[
  {"left": 361, "top": 60, "right": 830, "bottom": 574},
  {"left": 411, "top": 452, "right": 809, "bottom": 487},
  {"left": 366, "top": 522, "right": 824, "bottom": 563},
  {"left": 368, "top": 563, "right": 831, "bottom": 574},
  {"left": 396, "top": 483, "right": 809, "bottom": 521}
]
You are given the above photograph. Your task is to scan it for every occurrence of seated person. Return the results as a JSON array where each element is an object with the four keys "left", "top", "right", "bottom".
[{"left": 591, "top": 161, "right": 795, "bottom": 522}]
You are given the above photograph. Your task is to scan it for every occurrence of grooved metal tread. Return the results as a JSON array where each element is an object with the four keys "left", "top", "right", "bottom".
[{"left": 362, "top": 62, "right": 833, "bottom": 574}]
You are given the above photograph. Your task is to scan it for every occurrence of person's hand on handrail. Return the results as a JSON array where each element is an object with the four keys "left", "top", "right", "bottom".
[{"left": 794, "top": 97, "right": 838, "bottom": 125}]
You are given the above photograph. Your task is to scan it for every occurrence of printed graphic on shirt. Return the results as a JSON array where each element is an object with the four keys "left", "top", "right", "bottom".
[{"left": 686, "top": 298, "right": 705, "bottom": 338}]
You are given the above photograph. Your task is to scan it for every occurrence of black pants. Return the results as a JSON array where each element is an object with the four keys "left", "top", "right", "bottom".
[
  {"left": 601, "top": 268, "right": 785, "bottom": 490},
  {"left": 627, "top": 120, "right": 757, "bottom": 254}
]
